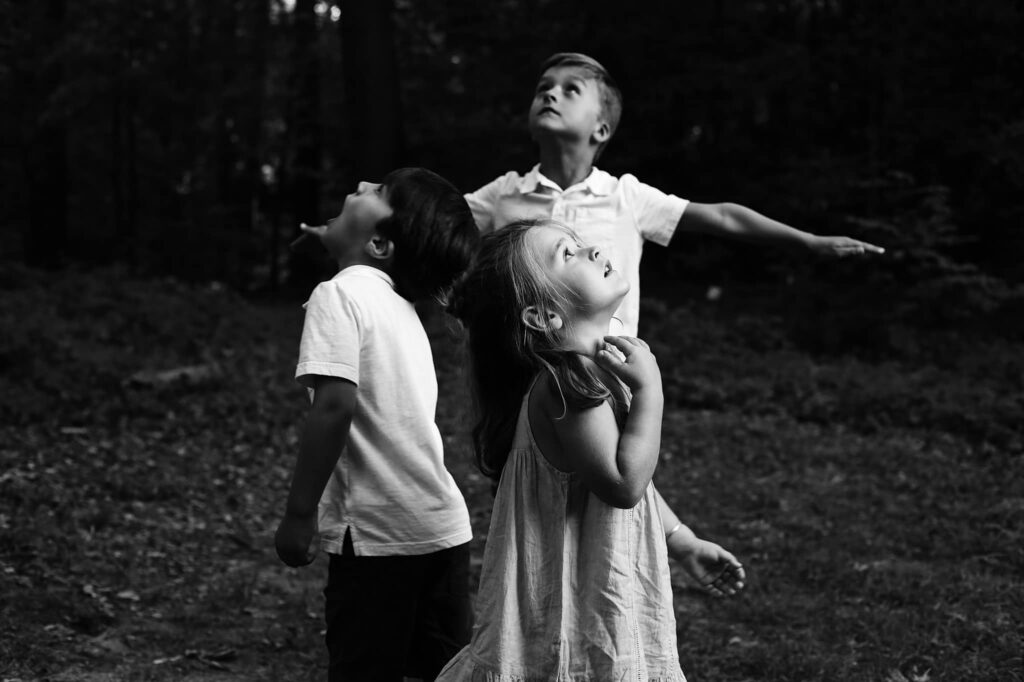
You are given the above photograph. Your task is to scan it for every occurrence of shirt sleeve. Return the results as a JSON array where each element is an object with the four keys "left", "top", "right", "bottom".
[
  {"left": 464, "top": 174, "right": 512, "bottom": 234},
  {"left": 295, "top": 280, "right": 362, "bottom": 389},
  {"left": 621, "top": 173, "right": 689, "bottom": 247}
]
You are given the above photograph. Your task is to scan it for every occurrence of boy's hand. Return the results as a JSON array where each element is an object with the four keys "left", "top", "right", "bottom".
[
  {"left": 596, "top": 336, "right": 661, "bottom": 394},
  {"left": 274, "top": 513, "right": 319, "bottom": 567},
  {"left": 670, "top": 538, "right": 746, "bottom": 598},
  {"left": 300, "top": 222, "right": 328, "bottom": 239},
  {"left": 809, "top": 235, "right": 885, "bottom": 257},
  {"left": 289, "top": 223, "right": 329, "bottom": 252}
]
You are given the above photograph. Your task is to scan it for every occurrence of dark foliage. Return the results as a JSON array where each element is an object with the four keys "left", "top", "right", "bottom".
[{"left": 1, "top": 0, "right": 1021, "bottom": 312}]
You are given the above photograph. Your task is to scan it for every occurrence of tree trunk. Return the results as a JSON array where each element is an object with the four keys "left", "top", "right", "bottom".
[
  {"left": 245, "top": 0, "right": 271, "bottom": 288},
  {"left": 340, "top": 0, "right": 403, "bottom": 179},
  {"left": 286, "top": 0, "right": 324, "bottom": 288},
  {"left": 111, "top": 84, "right": 126, "bottom": 247},
  {"left": 22, "top": 0, "right": 68, "bottom": 269}
]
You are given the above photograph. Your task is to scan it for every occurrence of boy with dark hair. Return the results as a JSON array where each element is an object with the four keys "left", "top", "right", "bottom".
[
  {"left": 465, "top": 51, "right": 884, "bottom": 337},
  {"left": 275, "top": 167, "right": 479, "bottom": 681}
]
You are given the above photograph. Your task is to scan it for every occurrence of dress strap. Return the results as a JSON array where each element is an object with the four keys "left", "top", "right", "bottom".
[{"left": 509, "top": 374, "right": 542, "bottom": 451}]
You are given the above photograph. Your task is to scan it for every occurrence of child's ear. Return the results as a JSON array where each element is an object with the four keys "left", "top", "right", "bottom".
[
  {"left": 591, "top": 120, "right": 611, "bottom": 145},
  {"left": 364, "top": 233, "right": 394, "bottom": 261},
  {"left": 522, "top": 305, "right": 564, "bottom": 332}
]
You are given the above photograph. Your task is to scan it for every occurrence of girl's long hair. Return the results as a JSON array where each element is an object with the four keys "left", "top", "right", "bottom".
[{"left": 446, "top": 219, "right": 626, "bottom": 481}]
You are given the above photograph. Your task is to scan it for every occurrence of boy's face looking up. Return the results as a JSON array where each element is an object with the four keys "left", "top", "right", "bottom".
[
  {"left": 529, "top": 66, "right": 610, "bottom": 150},
  {"left": 322, "top": 181, "right": 393, "bottom": 263}
]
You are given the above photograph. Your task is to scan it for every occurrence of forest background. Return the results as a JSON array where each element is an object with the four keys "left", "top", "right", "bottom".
[{"left": 1, "top": 1, "right": 1021, "bottom": 680}]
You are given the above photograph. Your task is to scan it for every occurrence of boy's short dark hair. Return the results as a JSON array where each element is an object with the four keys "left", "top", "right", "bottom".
[
  {"left": 377, "top": 167, "right": 479, "bottom": 302},
  {"left": 540, "top": 52, "right": 623, "bottom": 157}
]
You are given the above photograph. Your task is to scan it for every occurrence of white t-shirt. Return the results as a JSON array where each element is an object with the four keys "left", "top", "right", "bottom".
[
  {"left": 295, "top": 265, "right": 472, "bottom": 556},
  {"left": 465, "top": 165, "right": 689, "bottom": 336}
]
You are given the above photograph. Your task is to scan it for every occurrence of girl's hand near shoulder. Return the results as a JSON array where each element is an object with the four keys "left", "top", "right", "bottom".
[
  {"left": 544, "top": 335, "right": 663, "bottom": 509},
  {"left": 595, "top": 336, "right": 662, "bottom": 397}
]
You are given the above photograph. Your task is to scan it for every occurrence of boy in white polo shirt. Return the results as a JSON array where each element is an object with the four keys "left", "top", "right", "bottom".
[
  {"left": 465, "top": 52, "right": 885, "bottom": 338},
  {"left": 462, "top": 52, "right": 884, "bottom": 585},
  {"left": 275, "top": 167, "right": 479, "bottom": 681}
]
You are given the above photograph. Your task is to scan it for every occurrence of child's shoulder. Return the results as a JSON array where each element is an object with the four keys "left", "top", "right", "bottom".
[
  {"left": 596, "top": 169, "right": 653, "bottom": 190},
  {"left": 307, "top": 272, "right": 356, "bottom": 307},
  {"left": 534, "top": 357, "right": 627, "bottom": 414},
  {"left": 306, "top": 268, "right": 398, "bottom": 315},
  {"left": 325, "top": 266, "right": 395, "bottom": 295},
  {"left": 472, "top": 168, "right": 535, "bottom": 194}
]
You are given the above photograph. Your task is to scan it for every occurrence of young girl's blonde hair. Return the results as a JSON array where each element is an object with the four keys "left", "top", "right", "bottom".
[{"left": 447, "top": 219, "right": 626, "bottom": 480}]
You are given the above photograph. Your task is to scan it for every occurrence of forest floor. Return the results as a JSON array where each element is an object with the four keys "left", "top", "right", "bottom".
[{"left": 0, "top": 266, "right": 1021, "bottom": 681}]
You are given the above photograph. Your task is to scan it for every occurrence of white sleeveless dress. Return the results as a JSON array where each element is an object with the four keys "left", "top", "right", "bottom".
[{"left": 437, "top": 384, "right": 687, "bottom": 681}]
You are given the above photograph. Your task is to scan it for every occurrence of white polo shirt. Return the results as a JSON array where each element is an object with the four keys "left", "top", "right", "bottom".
[
  {"left": 295, "top": 265, "right": 472, "bottom": 556},
  {"left": 465, "top": 165, "right": 689, "bottom": 336}
]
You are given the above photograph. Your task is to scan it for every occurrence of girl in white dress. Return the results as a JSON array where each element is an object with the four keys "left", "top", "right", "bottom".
[{"left": 439, "top": 219, "right": 744, "bottom": 681}]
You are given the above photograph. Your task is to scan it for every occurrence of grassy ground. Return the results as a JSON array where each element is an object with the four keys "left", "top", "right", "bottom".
[{"left": 0, "top": 266, "right": 1021, "bottom": 681}]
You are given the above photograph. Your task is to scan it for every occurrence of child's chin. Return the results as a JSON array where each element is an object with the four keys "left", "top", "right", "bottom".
[{"left": 529, "top": 120, "right": 561, "bottom": 135}]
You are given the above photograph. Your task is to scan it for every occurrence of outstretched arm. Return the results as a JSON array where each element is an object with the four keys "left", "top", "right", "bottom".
[
  {"left": 679, "top": 202, "right": 884, "bottom": 257},
  {"left": 274, "top": 376, "right": 356, "bottom": 567},
  {"left": 653, "top": 487, "right": 746, "bottom": 597}
]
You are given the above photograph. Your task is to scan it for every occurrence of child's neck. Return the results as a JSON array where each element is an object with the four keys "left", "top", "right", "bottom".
[
  {"left": 335, "top": 253, "right": 392, "bottom": 278},
  {"left": 559, "top": 315, "right": 613, "bottom": 356},
  {"left": 537, "top": 142, "right": 596, "bottom": 191}
]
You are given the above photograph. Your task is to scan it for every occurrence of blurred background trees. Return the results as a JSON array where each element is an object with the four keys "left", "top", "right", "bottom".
[{"left": 1, "top": 0, "right": 1021, "bottom": 343}]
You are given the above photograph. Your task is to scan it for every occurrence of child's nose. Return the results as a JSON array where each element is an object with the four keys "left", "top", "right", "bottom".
[{"left": 588, "top": 246, "right": 600, "bottom": 260}]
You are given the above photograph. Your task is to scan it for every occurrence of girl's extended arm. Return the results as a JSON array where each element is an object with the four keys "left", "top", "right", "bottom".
[
  {"left": 679, "top": 202, "right": 884, "bottom": 257},
  {"left": 551, "top": 336, "right": 663, "bottom": 509},
  {"left": 653, "top": 487, "right": 746, "bottom": 597},
  {"left": 274, "top": 376, "right": 356, "bottom": 567}
]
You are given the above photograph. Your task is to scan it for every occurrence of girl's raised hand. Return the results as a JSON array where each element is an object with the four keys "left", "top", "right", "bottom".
[{"left": 596, "top": 335, "right": 661, "bottom": 394}]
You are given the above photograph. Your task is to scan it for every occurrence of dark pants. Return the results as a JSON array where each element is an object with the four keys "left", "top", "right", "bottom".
[{"left": 324, "top": 531, "right": 471, "bottom": 681}]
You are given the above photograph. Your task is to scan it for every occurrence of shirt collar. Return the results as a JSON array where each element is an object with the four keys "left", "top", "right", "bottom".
[
  {"left": 335, "top": 264, "right": 396, "bottom": 289},
  {"left": 518, "top": 164, "right": 613, "bottom": 197}
]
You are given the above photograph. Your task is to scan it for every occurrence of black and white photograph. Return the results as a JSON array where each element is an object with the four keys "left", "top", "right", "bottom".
[{"left": 1, "top": 1, "right": 1021, "bottom": 680}]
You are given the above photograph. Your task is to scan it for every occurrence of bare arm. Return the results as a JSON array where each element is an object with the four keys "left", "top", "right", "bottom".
[
  {"left": 654, "top": 485, "right": 681, "bottom": 531},
  {"left": 651, "top": 486, "right": 746, "bottom": 596},
  {"left": 550, "top": 336, "right": 663, "bottom": 509},
  {"left": 679, "top": 202, "right": 884, "bottom": 256},
  {"left": 274, "top": 376, "right": 356, "bottom": 566}
]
